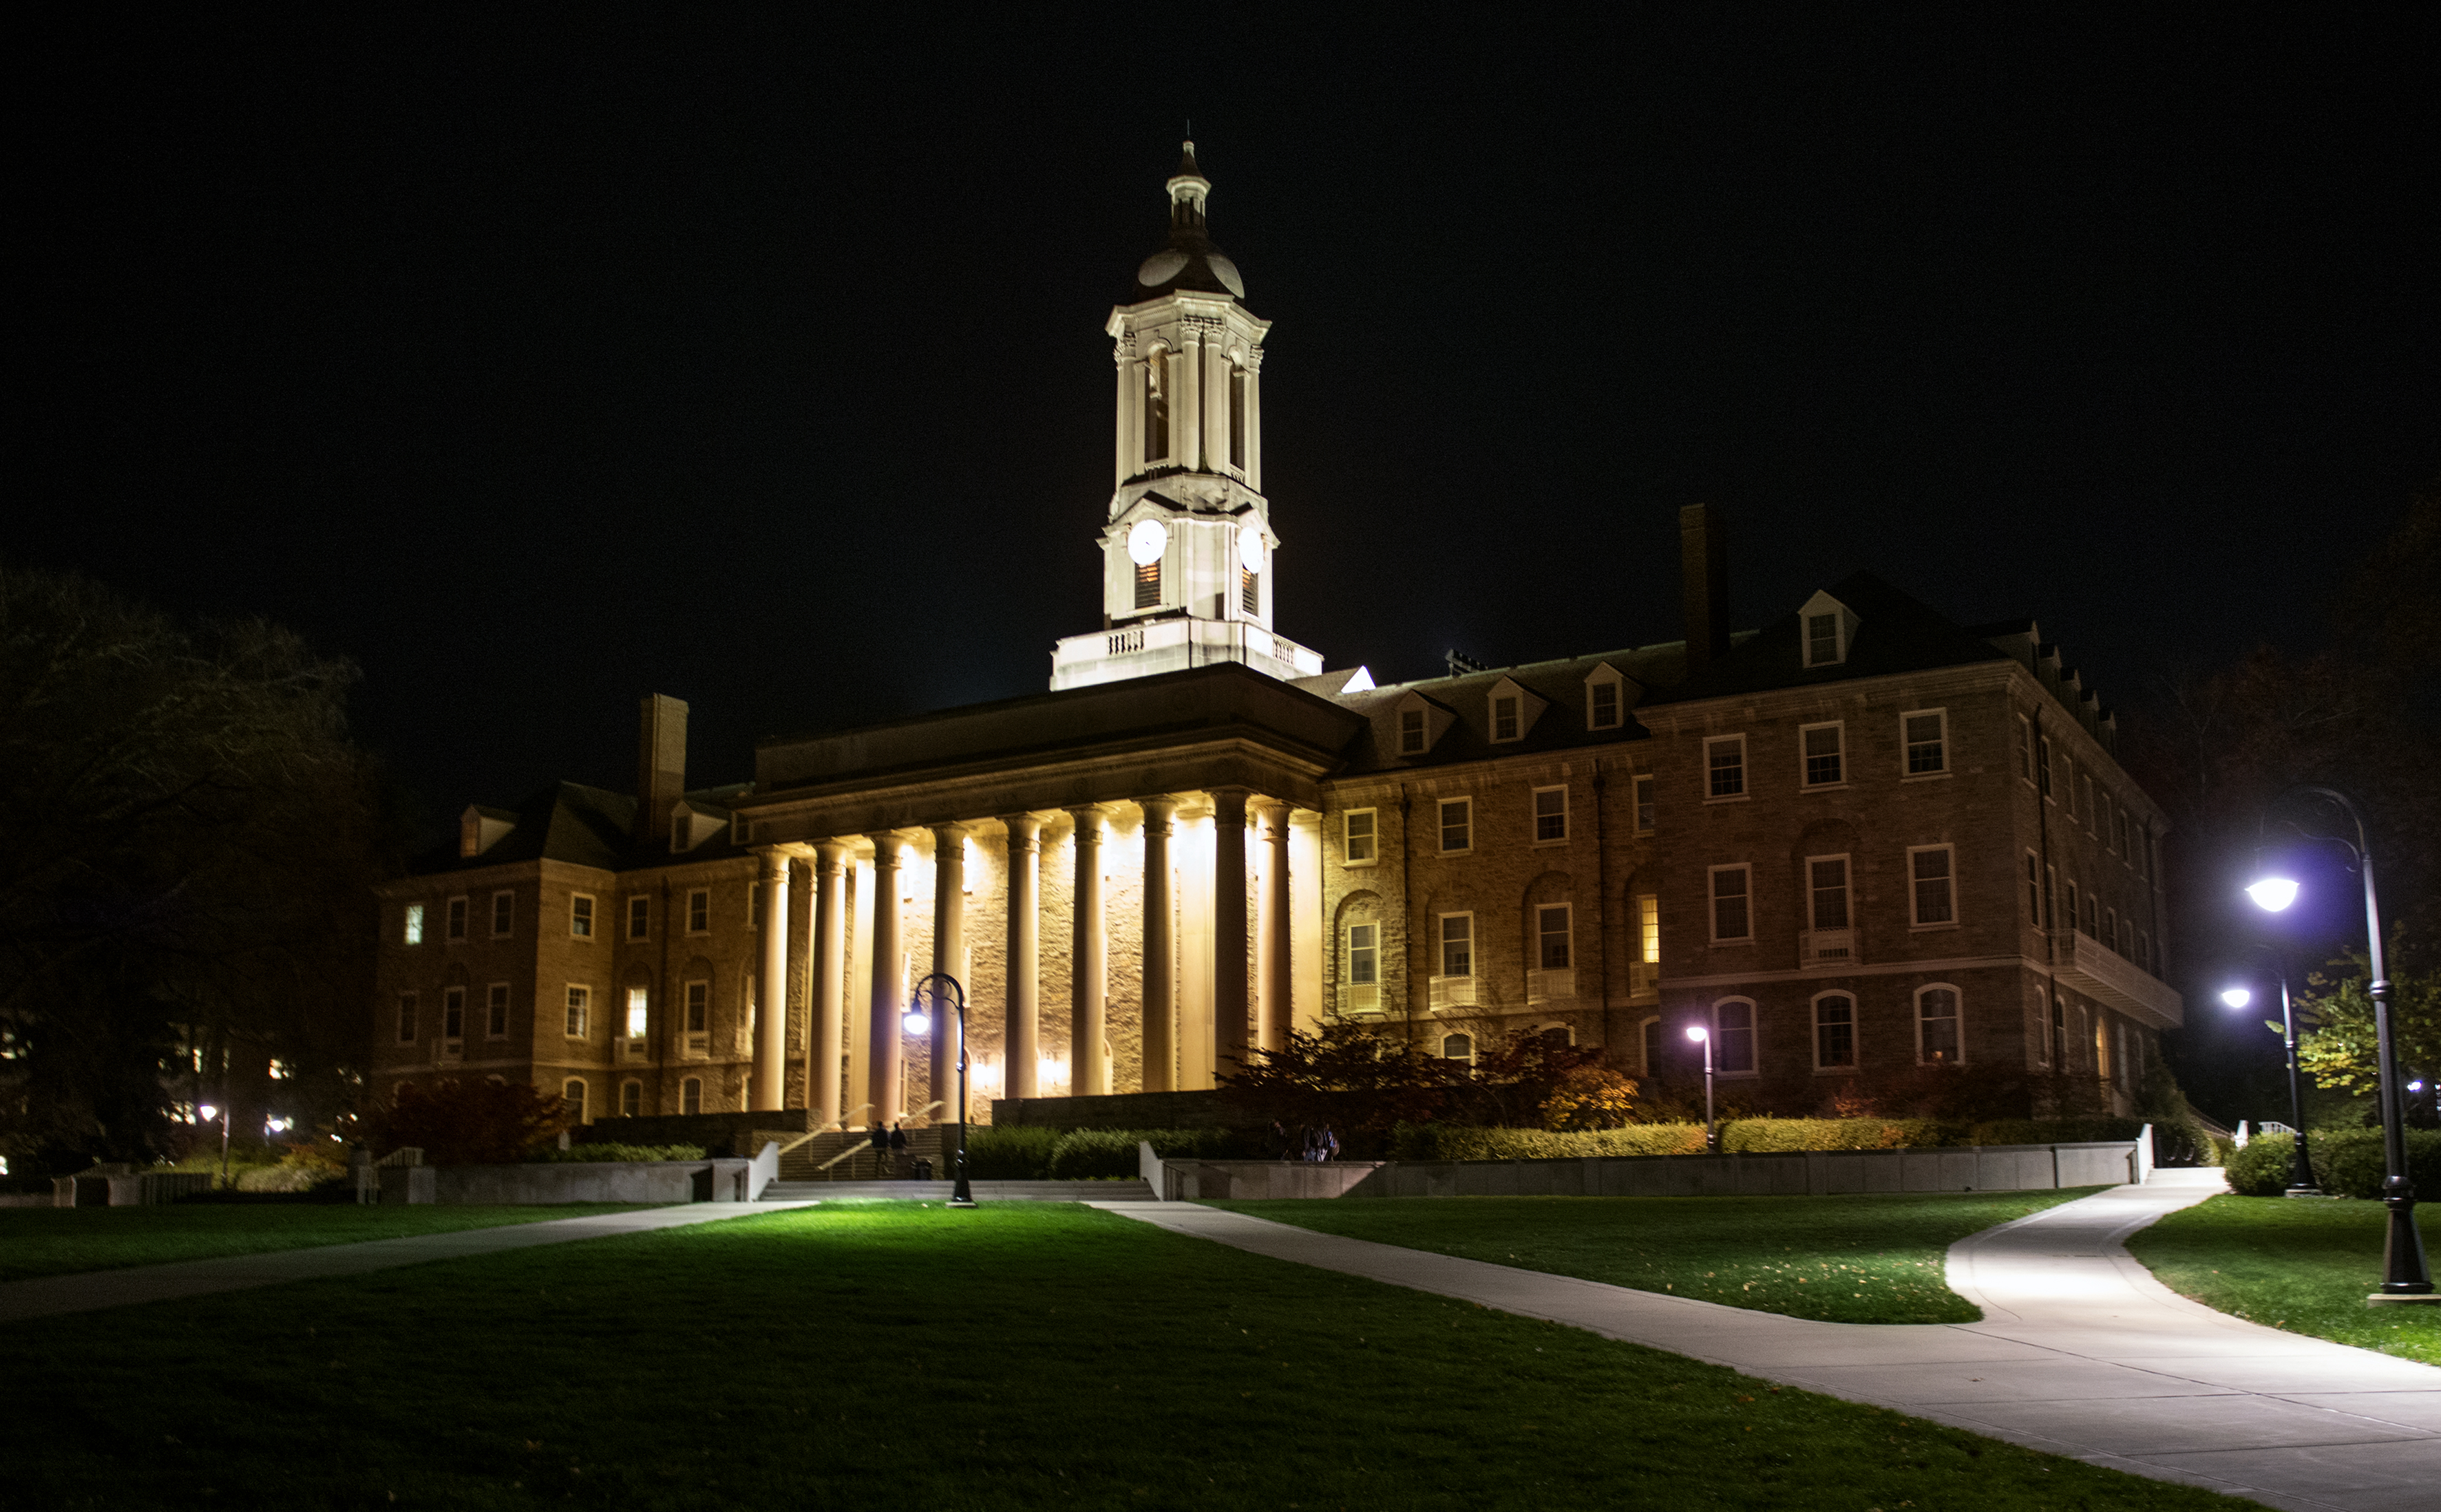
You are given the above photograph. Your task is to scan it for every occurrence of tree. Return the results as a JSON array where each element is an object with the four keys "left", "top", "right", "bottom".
[
  {"left": 366, "top": 1079, "right": 573, "bottom": 1166},
  {"left": 0, "top": 565, "right": 394, "bottom": 1173},
  {"left": 2292, "top": 957, "right": 2441, "bottom": 1101}
]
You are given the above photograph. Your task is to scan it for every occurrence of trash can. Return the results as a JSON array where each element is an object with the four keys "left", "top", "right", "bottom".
[{"left": 914, "top": 1158, "right": 935, "bottom": 1181}]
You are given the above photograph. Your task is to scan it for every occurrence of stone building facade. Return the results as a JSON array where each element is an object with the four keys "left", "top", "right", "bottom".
[{"left": 366, "top": 142, "right": 2179, "bottom": 1127}]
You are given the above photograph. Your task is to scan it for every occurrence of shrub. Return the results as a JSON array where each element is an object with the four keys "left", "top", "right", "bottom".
[
  {"left": 236, "top": 1142, "right": 350, "bottom": 1191},
  {"left": 1722, "top": 1117, "right": 1959, "bottom": 1152},
  {"left": 1389, "top": 1124, "right": 1708, "bottom": 1160},
  {"left": 2307, "top": 1127, "right": 2441, "bottom": 1200},
  {"left": 530, "top": 1143, "right": 706, "bottom": 1164},
  {"left": 1046, "top": 1128, "right": 1240, "bottom": 1180},
  {"left": 2224, "top": 1134, "right": 2301, "bottom": 1196},
  {"left": 368, "top": 1079, "right": 573, "bottom": 1166},
  {"left": 1968, "top": 1116, "right": 2147, "bottom": 1147},
  {"left": 963, "top": 1125, "right": 1064, "bottom": 1180}
]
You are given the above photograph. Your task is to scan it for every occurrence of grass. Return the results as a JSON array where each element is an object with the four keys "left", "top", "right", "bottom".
[
  {"left": 1207, "top": 1189, "right": 2106, "bottom": 1323},
  {"left": 2125, "top": 1193, "right": 2441, "bottom": 1364},
  {"left": 0, "top": 1203, "right": 648, "bottom": 1283},
  {"left": 0, "top": 1201, "right": 2257, "bottom": 1512}
]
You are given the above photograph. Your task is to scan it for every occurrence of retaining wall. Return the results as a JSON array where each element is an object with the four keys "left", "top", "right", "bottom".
[{"left": 382, "top": 1152, "right": 771, "bottom": 1206}]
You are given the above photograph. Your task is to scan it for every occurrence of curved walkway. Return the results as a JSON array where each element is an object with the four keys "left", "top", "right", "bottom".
[{"left": 1097, "top": 1171, "right": 2440, "bottom": 1512}]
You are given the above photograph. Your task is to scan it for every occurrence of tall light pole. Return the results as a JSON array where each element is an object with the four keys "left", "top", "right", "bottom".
[
  {"left": 2247, "top": 785, "right": 2431, "bottom": 1301},
  {"left": 902, "top": 972, "right": 975, "bottom": 1208},
  {"left": 198, "top": 1103, "right": 231, "bottom": 1189},
  {"left": 2216, "top": 944, "right": 2321, "bottom": 1195},
  {"left": 1685, "top": 1024, "right": 1716, "bottom": 1153}
]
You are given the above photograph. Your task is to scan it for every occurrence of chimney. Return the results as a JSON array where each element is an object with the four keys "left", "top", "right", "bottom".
[
  {"left": 634, "top": 694, "right": 688, "bottom": 844},
  {"left": 1679, "top": 503, "right": 1729, "bottom": 672}
]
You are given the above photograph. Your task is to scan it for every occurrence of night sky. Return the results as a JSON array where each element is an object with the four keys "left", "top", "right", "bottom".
[{"left": 14, "top": 10, "right": 2438, "bottom": 835}]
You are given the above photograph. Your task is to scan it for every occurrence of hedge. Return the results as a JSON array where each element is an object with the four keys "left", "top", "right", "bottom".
[
  {"left": 2223, "top": 1133, "right": 2304, "bottom": 1196},
  {"left": 1045, "top": 1128, "right": 1247, "bottom": 1180},
  {"left": 2226, "top": 1127, "right": 2441, "bottom": 1198},
  {"left": 1724, "top": 1118, "right": 1954, "bottom": 1152},
  {"left": 962, "top": 1125, "right": 1066, "bottom": 1180},
  {"left": 1393, "top": 1117, "right": 2161, "bottom": 1159},
  {"left": 528, "top": 1143, "right": 706, "bottom": 1163},
  {"left": 1390, "top": 1125, "right": 1709, "bottom": 1160}
]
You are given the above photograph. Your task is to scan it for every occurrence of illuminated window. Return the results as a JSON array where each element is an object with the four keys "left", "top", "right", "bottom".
[
  {"left": 626, "top": 896, "right": 650, "bottom": 941},
  {"left": 563, "top": 1079, "right": 587, "bottom": 1124},
  {"left": 1240, "top": 567, "right": 1258, "bottom": 614},
  {"left": 1342, "top": 809, "right": 1376, "bottom": 865},
  {"left": 396, "top": 992, "right": 418, "bottom": 1044},
  {"left": 571, "top": 894, "right": 595, "bottom": 939},
  {"left": 491, "top": 890, "right": 514, "bottom": 938},
  {"left": 443, "top": 987, "right": 465, "bottom": 1042},
  {"left": 626, "top": 987, "right": 648, "bottom": 1041},
  {"left": 686, "top": 888, "right": 710, "bottom": 934},
  {"left": 681, "top": 1077, "right": 703, "bottom": 1115},
  {"left": 1533, "top": 786, "right": 1567, "bottom": 842},
  {"left": 1706, "top": 735, "right": 1746, "bottom": 799},
  {"left": 1399, "top": 709, "right": 1426, "bottom": 755},
  {"left": 1346, "top": 924, "right": 1378, "bottom": 987},
  {"left": 1713, "top": 999, "right": 1756, "bottom": 1073},
  {"left": 1537, "top": 905, "right": 1572, "bottom": 970},
  {"left": 564, "top": 986, "right": 590, "bottom": 1038},
  {"left": 1638, "top": 893, "right": 1659, "bottom": 966},
  {"left": 1439, "top": 914, "right": 1472, "bottom": 977},
  {"left": 1808, "top": 856, "right": 1850, "bottom": 931},
  {"left": 445, "top": 896, "right": 468, "bottom": 942},
  {"left": 1910, "top": 846, "right": 1956, "bottom": 926},
  {"left": 1709, "top": 864, "right": 1752, "bottom": 942},
  {"left": 403, "top": 904, "right": 424, "bottom": 946},
  {"left": 1903, "top": 710, "right": 1947, "bottom": 776},
  {"left": 1918, "top": 986, "right": 1962, "bottom": 1064},
  {"left": 1801, "top": 723, "right": 1843, "bottom": 787},
  {"left": 486, "top": 983, "right": 510, "bottom": 1039},
  {"left": 1134, "top": 560, "right": 1160, "bottom": 610},
  {"left": 1438, "top": 797, "right": 1471, "bottom": 853},
  {"left": 1813, "top": 993, "right": 1856, "bottom": 1069},
  {"left": 1634, "top": 774, "right": 1654, "bottom": 833}
]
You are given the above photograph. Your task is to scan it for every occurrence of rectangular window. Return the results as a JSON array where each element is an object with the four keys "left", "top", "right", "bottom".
[
  {"left": 1706, "top": 735, "right": 1747, "bottom": 799},
  {"left": 1492, "top": 695, "right": 1520, "bottom": 742},
  {"left": 1805, "top": 613, "right": 1841, "bottom": 667},
  {"left": 1808, "top": 855, "right": 1850, "bottom": 930},
  {"left": 1143, "top": 348, "right": 1168, "bottom": 462},
  {"left": 442, "top": 987, "right": 465, "bottom": 1042},
  {"left": 1709, "top": 864, "right": 1752, "bottom": 942},
  {"left": 1240, "top": 568, "right": 1259, "bottom": 615},
  {"left": 686, "top": 980, "right": 708, "bottom": 1034},
  {"left": 1910, "top": 846, "right": 1956, "bottom": 926},
  {"left": 1903, "top": 710, "right": 1947, "bottom": 775},
  {"left": 621, "top": 1081, "right": 642, "bottom": 1118},
  {"left": 446, "top": 896, "right": 468, "bottom": 942},
  {"left": 403, "top": 903, "right": 425, "bottom": 946},
  {"left": 1134, "top": 560, "right": 1160, "bottom": 610},
  {"left": 625, "top": 987, "right": 648, "bottom": 1041},
  {"left": 2061, "top": 755, "right": 2076, "bottom": 816},
  {"left": 686, "top": 888, "right": 710, "bottom": 934},
  {"left": 2139, "top": 929, "right": 2152, "bottom": 972},
  {"left": 1229, "top": 366, "right": 1247, "bottom": 469},
  {"left": 2017, "top": 716, "right": 2034, "bottom": 782},
  {"left": 626, "top": 895, "right": 650, "bottom": 941},
  {"left": 2036, "top": 737, "right": 2053, "bottom": 798},
  {"left": 1399, "top": 708, "right": 1426, "bottom": 754},
  {"left": 747, "top": 882, "right": 762, "bottom": 928},
  {"left": 1537, "top": 904, "right": 1572, "bottom": 970},
  {"left": 2025, "top": 853, "right": 2043, "bottom": 924},
  {"left": 1815, "top": 994, "right": 1857, "bottom": 1069},
  {"left": 395, "top": 992, "right": 418, "bottom": 1044},
  {"left": 1344, "top": 809, "right": 1377, "bottom": 865},
  {"left": 2084, "top": 891, "right": 2100, "bottom": 937},
  {"left": 1634, "top": 774, "right": 1655, "bottom": 833},
  {"left": 1715, "top": 1001, "right": 1756, "bottom": 1073},
  {"left": 485, "top": 982, "right": 510, "bottom": 1039},
  {"left": 1347, "top": 924, "right": 1379, "bottom": 986},
  {"left": 1919, "top": 987, "right": 1962, "bottom": 1064},
  {"left": 1801, "top": 722, "right": 1843, "bottom": 787},
  {"left": 1533, "top": 786, "right": 1568, "bottom": 842},
  {"left": 564, "top": 986, "right": 590, "bottom": 1038},
  {"left": 2100, "top": 792, "right": 2116, "bottom": 851},
  {"left": 571, "top": 894, "right": 595, "bottom": 939},
  {"left": 2064, "top": 879, "right": 2080, "bottom": 935},
  {"left": 681, "top": 1077, "right": 703, "bottom": 1116},
  {"left": 487, "top": 891, "right": 511, "bottom": 939},
  {"left": 2080, "top": 774, "right": 2095, "bottom": 828},
  {"left": 1638, "top": 893, "right": 1660, "bottom": 966},
  {"left": 1439, "top": 797, "right": 1471, "bottom": 853},
  {"left": 1439, "top": 914, "right": 1472, "bottom": 977},
  {"left": 1589, "top": 680, "right": 1620, "bottom": 729}
]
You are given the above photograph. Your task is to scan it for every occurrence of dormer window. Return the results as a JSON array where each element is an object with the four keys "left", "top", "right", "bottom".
[
  {"left": 1486, "top": 677, "right": 1543, "bottom": 744},
  {"left": 1798, "top": 590, "right": 1857, "bottom": 668},
  {"left": 1399, "top": 710, "right": 1426, "bottom": 754},
  {"left": 1584, "top": 663, "right": 1630, "bottom": 731},
  {"left": 1492, "top": 695, "right": 1520, "bottom": 742},
  {"left": 458, "top": 805, "right": 516, "bottom": 859}
]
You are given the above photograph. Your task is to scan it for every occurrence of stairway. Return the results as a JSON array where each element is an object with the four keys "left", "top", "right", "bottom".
[
  {"left": 775, "top": 1126, "right": 944, "bottom": 1182},
  {"left": 761, "top": 1178, "right": 1159, "bottom": 1202}
]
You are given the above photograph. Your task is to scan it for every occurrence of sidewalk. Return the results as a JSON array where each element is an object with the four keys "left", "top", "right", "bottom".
[
  {"left": 0, "top": 1202, "right": 818, "bottom": 1324},
  {"left": 1098, "top": 1171, "right": 2440, "bottom": 1512}
]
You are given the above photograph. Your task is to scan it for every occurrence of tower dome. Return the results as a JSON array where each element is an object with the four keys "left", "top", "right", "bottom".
[{"left": 1127, "top": 140, "right": 1246, "bottom": 302}]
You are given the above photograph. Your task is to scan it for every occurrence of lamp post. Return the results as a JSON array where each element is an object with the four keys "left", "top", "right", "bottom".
[
  {"left": 2216, "top": 945, "right": 2320, "bottom": 1195},
  {"left": 2246, "top": 785, "right": 2431, "bottom": 1301},
  {"left": 1685, "top": 1025, "right": 1716, "bottom": 1153},
  {"left": 902, "top": 972, "right": 975, "bottom": 1208},
  {"left": 199, "top": 1103, "right": 231, "bottom": 1189}
]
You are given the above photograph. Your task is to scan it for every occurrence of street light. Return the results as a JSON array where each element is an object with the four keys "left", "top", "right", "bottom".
[
  {"left": 2217, "top": 946, "right": 2321, "bottom": 1197},
  {"left": 198, "top": 1103, "right": 231, "bottom": 1189},
  {"left": 1685, "top": 1025, "right": 1717, "bottom": 1153},
  {"left": 902, "top": 972, "right": 975, "bottom": 1208},
  {"left": 2246, "top": 785, "right": 2431, "bottom": 1301}
]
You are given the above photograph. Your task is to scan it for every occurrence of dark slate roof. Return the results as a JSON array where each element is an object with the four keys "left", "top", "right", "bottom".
[
  {"left": 1125, "top": 140, "right": 1245, "bottom": 305},
  {"left": 410, "top": 780, "right": 755, "bottom": 878},
  {"left": 1642, "top": 571, "right": 2009, "bottom": 707},
  {"left": 1331, "top": 642, "right": 1693, "bottom": 774}
]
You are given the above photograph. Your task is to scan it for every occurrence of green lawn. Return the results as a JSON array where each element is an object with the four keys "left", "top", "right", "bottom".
[
  {"left": 0, "top": 1202, "right": 2255, "bottom": 1511},
  {"left": 0, "top": 1203, "right": 648, "bottom": 1283},
  {"left": 2126, "top": 1193, "right": 2441, "bottom": 1364},
  {"left": 1208, "top": 1189, "right": 2104, "bottom": 1324}
]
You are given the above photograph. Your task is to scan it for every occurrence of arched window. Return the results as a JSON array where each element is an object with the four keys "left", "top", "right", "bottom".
[
  {"left": 562, "top": 1078, "right": 587, "bottom": 1125},
  {"left": 681, "top": 1076, "right": 703, "bottom": 1115},
  {"left": 1228, "top": 359, "right": 1247, "bottom": 469},
  {"left": 1441, "top": 1033, "right": 1473, "bottom": 1065},
  {"left": 1143, "top": 348, "right": 1170, "bottom": 463},
  {"left": 620, "top": 1080, "right": 643, "bottom": 1118},
  {"left": 1711, "top": 999, "right": 1756, "bottom": 1074},
  {"left": 1813, "top": 992, "right": 1857, "bottom": 1070},
  {"left": 1918, "top": 985, "right": 1963, "bottom": 1065}
]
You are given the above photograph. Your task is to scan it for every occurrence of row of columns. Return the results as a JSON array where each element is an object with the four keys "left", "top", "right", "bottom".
[
  {"left": 748, "top": 791, "right": 1298, "bottom": 1123},
  {"left": 1112, "top": 327, "right": 1263, "bottom": 488}
]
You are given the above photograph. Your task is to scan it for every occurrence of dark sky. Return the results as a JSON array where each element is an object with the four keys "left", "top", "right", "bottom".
[{"left": 14, "top": 10, "right": 2438, "bottom": 835}]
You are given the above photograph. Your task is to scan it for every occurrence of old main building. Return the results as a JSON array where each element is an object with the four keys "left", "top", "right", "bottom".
[{"left": 370, "top": 145, "right": 2181, "bottom": 1131}]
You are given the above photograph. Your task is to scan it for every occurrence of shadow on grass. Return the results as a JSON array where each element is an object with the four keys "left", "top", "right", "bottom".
[
  {"left": 2126, "top": 1193, "right": 2441, "bottom": 1363},
  {"left": 0, "top": 1204, "right": 653, "bottom": 1283}
]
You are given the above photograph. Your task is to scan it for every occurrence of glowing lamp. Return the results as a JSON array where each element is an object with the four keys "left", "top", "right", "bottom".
[
  {"left": 2245, "top": 877, "right": 2301, "bottom": 913},
  {"left": 198, "top": 1105, "right": 218, "bottom": 1122},
  {"left": 2219, "top": 987, "right": 2252, "bottom": 1009},
  {"left": 901, "top": 1010, "right": 931, "bottom": 1036},
  {"left": 1684, "top": 1025, "right": 1707, "bottom": 1043}
]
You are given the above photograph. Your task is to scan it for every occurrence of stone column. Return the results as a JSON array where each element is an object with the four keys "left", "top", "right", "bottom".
[
  {"left": 1211, "top": 788, "right": 1251, "bottom": 1076},
  {"left": 1003, "top": 813, "right": 1043, "bottom": 1100},
  {"left": 811, "top": 840, "right": 852, "bottom": 1127},
  {"left": 1114, "top": 348, "right": 1131, "bottom": 487},
  {"left": 752, "top": 849, "right": 790, "bottom": 1111},
  {"left": 1245, "top": 355, "right": 1262, "bottom": 491},
  {"left": 929, "top": 824, "right": 967, "bottom": 1120},
  {"left": 1068, "top": 805, "right": 1108, "bottom": 1097},
  {"left": 1205, "top": 340, "right": 1229, "bottom": 473},
  {"left": 1178, "top": 330, "right": 1202, "bottom": 472},
  {"left": 1256, "top": 798, "right": 1294, "bottom": 1052},
  {"left": 1140, "top": 796, "right": 1178, "bottom": 1092},
  {"left": 867, "top": 833, "right": 906, "bottom": 1125}
]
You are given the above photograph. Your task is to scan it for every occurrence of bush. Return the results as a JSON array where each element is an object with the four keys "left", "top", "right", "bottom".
[
  {"left": 1046, "top": 1128, "right": 1243, "bottom": 1180},
  {"left": 1723, "top": 1118, "right": 1959, "bottom": 1152},
  {"left": 529, "top": 1144, "right": 706, "bottom": 1164},
  {"left": 1969, "top": 1116, "right": 2147, "bottom": 1147},
  {"left": 963, "top": 1125, "right": 1064, "bottom": 1180},
  {"left": 2307, "top": 1127, "right": 2441, "bottom": 1200},
  {"left": 2225, "top": 1134, "right": 2303, "bottom": 1196},
  {"left": 368, "top": 1079, "right": 573, "bottom": 1166},
  {"left": 1389, "top": 1124, "right": 1707, "bottom": 1160}
]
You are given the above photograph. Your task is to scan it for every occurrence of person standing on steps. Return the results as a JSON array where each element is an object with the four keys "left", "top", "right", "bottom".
[
  {"left": 888, "top": 1121, "right": 909, "bottom": 1177},
  {"left": 867, "top": 1120, "right": 888, "bottom": 1177}
]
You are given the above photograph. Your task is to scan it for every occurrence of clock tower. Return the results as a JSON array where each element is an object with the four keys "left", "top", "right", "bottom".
[{"left": 1048, "top": 142, "right": 1324, "bottom": 691}]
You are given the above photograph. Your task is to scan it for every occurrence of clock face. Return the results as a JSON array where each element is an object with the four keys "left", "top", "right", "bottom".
[
  {"left": 1127, "top": 519, "right": 1167, "bottom": 566},
  {"left": 1238, "top": 524, "right": 1265, "bottom": 573}
]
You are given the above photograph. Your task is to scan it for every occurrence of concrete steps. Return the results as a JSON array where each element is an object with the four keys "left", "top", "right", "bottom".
[
  {"left": 775, "top": 1127, "right": 943, "bottom": 1181},
  {"left": 760, "top": 1178, "right": 1158, "bottom": 1202}
]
